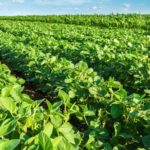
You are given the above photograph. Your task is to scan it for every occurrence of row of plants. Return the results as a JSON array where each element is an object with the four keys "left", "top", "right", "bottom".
[
  {"left": 0, "top": 57, "right": 150, "bottom": 150},
  {"left": 0, "top": 20, "right": 149, "bottom": 149},
  {"left": 0, "top": 14, "right": 150, "bottom": 29},
  {"left": 0, "top": 62, "right": 83, "bottom": 149},
  {"left": 0, "top": 21, "right": 149, "bottom": 93}
]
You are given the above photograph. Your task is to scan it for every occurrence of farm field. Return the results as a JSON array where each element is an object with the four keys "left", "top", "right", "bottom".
[{"left": 0, "top": 15, "right": 150, "bottom": 150}]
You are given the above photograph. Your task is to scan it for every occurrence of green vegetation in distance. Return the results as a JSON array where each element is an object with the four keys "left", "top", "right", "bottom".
[{"left": 0, "top": 14, "right": 150, "bottom": 29}]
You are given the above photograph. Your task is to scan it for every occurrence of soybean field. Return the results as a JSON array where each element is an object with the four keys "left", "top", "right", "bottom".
[{"left": 0, "top": 15, "right": 149, "bottom": 150}]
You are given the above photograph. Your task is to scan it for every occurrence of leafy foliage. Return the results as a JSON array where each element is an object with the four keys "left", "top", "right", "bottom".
[
  {"left": 0, "top": 14, "right": 150, "bottom": 29},
  {"left": 0, "top": 15, "right": 149, "bottom": 149},
  {"left": 0, "top": 63, "right": 81, "bottom": 149}
]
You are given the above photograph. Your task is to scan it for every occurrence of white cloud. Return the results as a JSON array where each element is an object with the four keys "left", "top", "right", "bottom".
[
  {"left": 122, "top": 3, "right": 131, "bottom": 11},
  {"left": 35, "top": 0, "right": 92, "bottom": 5},
  {"left": 12, "top": 0, "right": 25, "bottom": 3},
  {"left": 90, "top": 6, "right": 102, "bottom": 11},
  {"left": 92, "top": 6, "right": 97, "bottom": 10}
]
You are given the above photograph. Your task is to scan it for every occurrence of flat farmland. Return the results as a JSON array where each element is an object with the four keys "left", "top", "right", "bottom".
[{"left": 0, "top": 15, "right": 149, "bottom": 150}]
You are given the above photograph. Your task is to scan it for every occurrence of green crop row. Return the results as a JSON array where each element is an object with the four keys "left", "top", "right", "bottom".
[
  {"left": 0, "top": 14, "right": 150, "bottom": 29},
  {"left": 0, "top": 21, "right": 149, "bottom": 93},
  {"left": 0, "top": 62, "right": 83, "bottom": 149},
  {"left": 0, "top": 19, "right": 149, "bottom": 149}
]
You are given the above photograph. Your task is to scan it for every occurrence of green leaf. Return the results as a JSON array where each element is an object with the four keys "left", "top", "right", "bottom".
[
  {"left": 46, "top": 100, "right": 52, "bottom": 112},
  {"left": 24, "top": 136, "right": 36, "bottom": 145},
  {"left": 52, "top": 101, "right": 63, "bottom": 111},
  {"left": 1, "top": 86, "right": 11, "bottom": 97},
  {"left": 131, "top": 94, "right": 142, "bottom": 104},
  {"left": 108, "top": 78, "right": 122, "bottom": 89},
  {"left": 89, "top": 87, "right": 98, "bottom": 96},
  {"left": 39, "top": 132, "right": 53, "bottom": 150},
  {"left": 58, "top": 122, "right": 75, "bottom": 144},
  {"left": 114, "top": 89, "right": 127, "bottom": 101},
  {"left": 144, "top": 89, "right": 150, "bottom": 94},
  {"left": 111, "top": 103, "right": 123, "bottom": 119},
  {"left": 18, "top": 78, "right": 25, "bottom": 85},
  {"left": 65, "top": 78, "right": 72, "bottom": 83},
  {"left": 142, "top": 135, "right": 150, "bottom": 148},
  {"left": 0, "top": 119, "right": 16, "bottom": 136},
  {"left": 43, "top": 123, "right": 53, "bottom": 138},
  {"left": 103, "top": 142, "right": 112, "bottom": 150},
  {"left": 10, "top": 84, "right": 22, "bottom": 102},
  {"left": 58, "top": 90, "right": 70, "bottom": 105},
  {"left": 52, "top": 136, "right": 75, "bottom": 150},
  {"left": 50, "top": 114, "right": 63, "bottom": 128},
  {"left": 68, "top": 90, "right": 75, "bottom": 98},
  {"left": 34, "top": 113, "right": 44, "bottom": 121},
  {"left": 85, "top": 135, "right": 95, "bottom": 149},
  {"left": 114, "top": 122, "right": 121, "bottom": 136},
  {"left": 21, "top": 94, "right": 33, "bottom": 104},
  {"left": 78, "top": 61, "right": 88, "bottom": 71},
  {"left": 99, "top": 128, "right": 109, "bottom": 140},
  {"left": 119, "top": 133, "right": 133, "bottom": 139},
  {"left": 52, "top": 136, "right": 63, "bottom": 150},
  {"left": 0, "top": 97, "right": 16, "bottom": 113},
  {"left": 8, "top": 76, "right": 17, "bottom": 83},
  {"left": 114, "top": 39, "right": 119, "bottom": 44},
  {"left": 84, "top": 110, "right": 95, "bottom": 116},
  {"left": 0, "top": 139, "right": 20, "bottom": 150}
]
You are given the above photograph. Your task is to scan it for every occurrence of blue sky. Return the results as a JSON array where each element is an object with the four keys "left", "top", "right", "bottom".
[{"left": 0, "top": 0, "right": 150, "bottom": 16}]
